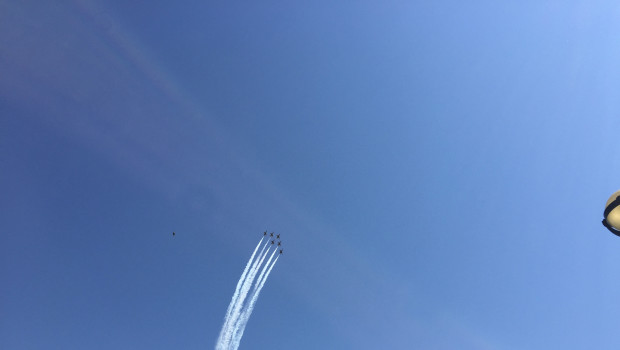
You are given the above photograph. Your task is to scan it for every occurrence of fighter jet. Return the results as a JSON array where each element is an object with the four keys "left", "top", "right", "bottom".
[
  {"left": 173, "top": 232, "right": 175, "bottom": 236},
  {"left": 263, "top": 231, "right": 267, "bottom": 236},
  {"left": 277, "top": 241, "right": 281, "bottom": 246},
  {"left": 276, "top": 234, "right": 280, "bottom": 239},
  {"left": 279, "top": 249, "right": 283, "bottom": 254},
  {"left": 270, "top": 232, "right": 274, "bottom": 237},
  {"left": 271, "top": 240, "right": 275, "bottom": 245}
]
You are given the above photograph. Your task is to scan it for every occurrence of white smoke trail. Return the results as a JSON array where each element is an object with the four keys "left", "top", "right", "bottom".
[
  {"left": 215, "top": 239, "right": 267, "bottom": 350},
  {"left": 229, "top": 245, "right": 270, "bottom": 322},
  {"left": 248, "top": 248, "right": 277, "bottom": 303},
  {"left": 217, "top": 238, "right": 262, "bottom": 341},
  {"left": 219, "top": 244, "right": 271, "bottom": 350},
  {"left": 230, "top": 254, "right": 280, "bottom": 350}
]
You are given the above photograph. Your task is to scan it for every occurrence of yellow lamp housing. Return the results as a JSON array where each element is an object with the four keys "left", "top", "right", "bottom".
[{"left": 603, "top": 190, "right": 620, "bottom": 236}]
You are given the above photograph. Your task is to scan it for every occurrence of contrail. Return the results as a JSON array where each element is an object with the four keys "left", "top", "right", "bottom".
[
  {"left": 216, "top": 233, "right": 282, "bottom": 350},
  {"left": 219, "top": 243, "right": 271, "bottom": 350},
  {"left": 217, "top": 238, "right": 263, "bottom": 341},
  {"left": 215, "top": 239, "right": 267, "bottom": 350},
  {"left": 229, "top": 245, "right": 270, "bottom": 323},
  {"left": 249, "top": 248, "right": 278, "bottom": 303},
  {"left": 230, "top": 254, "right": 280, "bottom": 350}
]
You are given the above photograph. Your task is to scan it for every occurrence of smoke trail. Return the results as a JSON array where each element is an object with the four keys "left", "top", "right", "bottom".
[
  {"left": 230, "top": 254, "right": 279, "bottom": 350},
  {"left": 219, "top": 244, "right": 271, "bottom": 350},
  {"left": 248, "top": 248, "right": 277, "bottom": 303},
  {"left": 229, "top": 246, "right": 270, "bottom": 324},
  {"left": 217, "top": 238, "right": 263, "bottom": 340},
  {"left": 215, "top": 239, "right": 267, "bottom": 350}
]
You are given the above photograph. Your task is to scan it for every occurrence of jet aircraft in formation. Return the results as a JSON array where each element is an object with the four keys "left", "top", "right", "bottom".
[{"left": 263, "top": 231, "right": 283, "bottom": 254}]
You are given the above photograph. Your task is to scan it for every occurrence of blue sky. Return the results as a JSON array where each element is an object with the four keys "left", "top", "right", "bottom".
[{"left": 2, "top": 1, "right": 620, "bottom": 349}]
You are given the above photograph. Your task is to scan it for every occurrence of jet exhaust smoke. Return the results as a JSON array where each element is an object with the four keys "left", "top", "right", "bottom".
[
  {"left": 218, "top": 242, "right": 269, "bottom": 350},
  {"left": 215, "top": 234, "right": 281, "bottom": 350},
  {"left": 216, "top": 238, "right": 263, "bottom": 347},
  {"left": 230, "top": 253, "right": 279, "bottom": 349}
]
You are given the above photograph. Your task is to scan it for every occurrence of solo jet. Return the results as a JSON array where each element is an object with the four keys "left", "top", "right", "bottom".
[
  {"left": 173, "top": 232, "right": 175, "bottom": 236},
  {"left": 270, "top": 232, "right": 274, "bottom": 237},
  {"left": 271, "top": 240, "right": 275, "bottom": 245},
  {"left": 277, "top": 241, "right": 281, "bottom": 246},
  {"left": 279, "top": 249, "right": 283, "bottom": 254},
  {"left": 263, "top": 231, "right": 267, "bottom": 236},
  {"left": 276, "top": 234, "right": 280, "bottom": 239}
]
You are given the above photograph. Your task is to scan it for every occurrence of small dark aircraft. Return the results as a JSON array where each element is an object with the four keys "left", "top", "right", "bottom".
[
  {"left": 270, "top": 232, "right": 274, "bottom": 237},
  {"left": 263, "top": 231, "right": 267, "bottom": 236},
  {"left": 276, "top": 234, "right": 280, "bottom": 239},
  {"left": 271, "top": 240, "right": 275, "bottom": 245},
  {"left": 277, "top": 241, "right": 281, "bottom": 246},
  {"left": 173, "top": 232, "right": 175, "bottom": 236},
  {"left": 279, "top": 249, "right": 283, "bottom": 254}
]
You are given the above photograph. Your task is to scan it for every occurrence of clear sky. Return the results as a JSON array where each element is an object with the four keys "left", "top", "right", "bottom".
[{"left": 2, "top": 1, "right": 620, "bottom": 349}]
